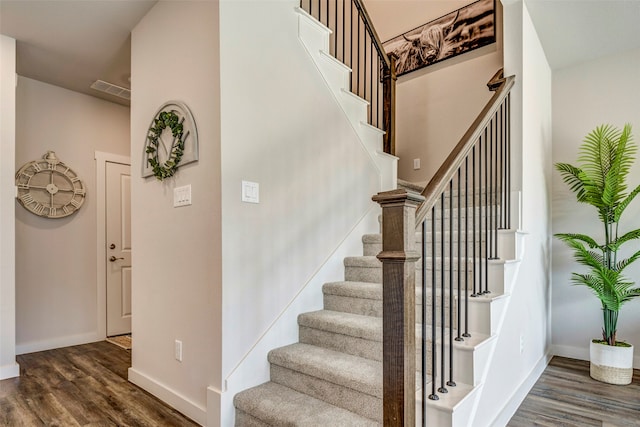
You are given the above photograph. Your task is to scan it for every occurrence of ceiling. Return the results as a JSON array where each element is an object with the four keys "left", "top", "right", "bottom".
[
  {"left": 525, "top": 0, "right": 640, "bottom": 70},
  {"left": 1, "top": 0, "right": 639, "bottom": 107},
  {"left": 0, "top": 0, "right": 156, "bottom": 106}
]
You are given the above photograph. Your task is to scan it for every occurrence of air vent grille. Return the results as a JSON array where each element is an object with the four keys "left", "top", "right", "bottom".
[{"left": 90, "top": 80, "right": 131, "bottom": 100}]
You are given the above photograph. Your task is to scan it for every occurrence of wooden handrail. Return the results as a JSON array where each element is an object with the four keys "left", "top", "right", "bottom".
[
  {"left": 414, "top": 73, "right": 515, "bottom": 226},
  {"left": 353, "top": 0, "right": 391, "bottom": 71}
]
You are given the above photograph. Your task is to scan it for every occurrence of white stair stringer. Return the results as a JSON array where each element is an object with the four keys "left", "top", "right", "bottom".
[
  {"left": 295, "top": 7, "right": 397, "bottom": 192},
  {"left": 425, "top": 214, "right": 526, "bottom": 426}
]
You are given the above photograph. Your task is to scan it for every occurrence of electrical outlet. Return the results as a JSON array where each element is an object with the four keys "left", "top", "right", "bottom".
[
  {"left": 519, "top": 335, "right": 524, "bottom": 354},
  {"left": 175, "top": 340, "right": 183, "bottom": 362},
  {"left": 413, "top": 158, "right": 421, "bottom": 170}
]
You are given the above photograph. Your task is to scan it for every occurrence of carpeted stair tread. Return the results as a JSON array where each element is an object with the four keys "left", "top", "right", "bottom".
[
  {"left": 268, "top": 343, "right": 382, "bottom": 398},
  {"left": 299, "top": 310, "right": 382, "bottom": 342},
  {"left": 234, "top": 381, "right": 379, "bottom": 426}
]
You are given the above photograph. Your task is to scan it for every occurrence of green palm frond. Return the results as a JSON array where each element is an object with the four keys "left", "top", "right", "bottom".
[
  {"left": 555, "top": 163, "right": 586, "bottom": 201},
  {"left": 607, "top": 228, "right": 640, "bottom": 252},
  {"left": 613, "top": 249, "right": 640, "bottom": 273},
  {"left": 614, "top": 184, "right": 640, "bottom": 222},
  {"left": 554, "top": 233, "right": 600, "bottom": 249}
]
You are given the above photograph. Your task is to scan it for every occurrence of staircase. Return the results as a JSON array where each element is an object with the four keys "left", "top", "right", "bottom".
[
  {"left": 234, "top": 3, "right": 523, "bottom": 426},
  {"left": 234, "top": 193, "right": 525, "bottom": 426}
]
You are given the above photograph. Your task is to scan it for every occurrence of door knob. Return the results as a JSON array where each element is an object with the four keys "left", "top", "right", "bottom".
[{"left": 109, "top": 256, "right": 125, "bottom": 262}]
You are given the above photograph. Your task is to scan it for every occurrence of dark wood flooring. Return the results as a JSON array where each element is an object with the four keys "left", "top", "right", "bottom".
[
  {"left": 0, "top": 341, "right": 199, "bottom": 426},
  {"left": 3, "top": 348, "right": 638, "bottom": 426},
  {"left": 509, "top": 356, "right": 640, "bottom": 427}
]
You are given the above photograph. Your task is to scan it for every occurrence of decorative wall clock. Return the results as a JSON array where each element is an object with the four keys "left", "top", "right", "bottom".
[
  {"left": 142, "top": 100, "right": 198, "bottom": 180},
  {"left": 15, "top": 151, "right": 86, "bottom": 218}
]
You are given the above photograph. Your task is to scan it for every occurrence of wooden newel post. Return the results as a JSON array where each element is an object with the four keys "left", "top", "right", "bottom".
[{"left": 372, "top": 189, "right": 424, "bottom": 426}]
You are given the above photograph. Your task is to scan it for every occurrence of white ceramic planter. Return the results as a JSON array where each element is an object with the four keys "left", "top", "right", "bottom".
[{"left": 589, "top": 341, "right": 634, "bottom": 385}]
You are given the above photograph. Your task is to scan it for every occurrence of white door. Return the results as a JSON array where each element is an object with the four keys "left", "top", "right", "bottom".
[{"left": 106, "top": 162, "right": 132, "bottom": 336}]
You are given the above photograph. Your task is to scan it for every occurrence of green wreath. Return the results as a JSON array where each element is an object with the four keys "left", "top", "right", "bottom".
[{"left": 146, "top": 110, "right": 185, "bottom": 181}]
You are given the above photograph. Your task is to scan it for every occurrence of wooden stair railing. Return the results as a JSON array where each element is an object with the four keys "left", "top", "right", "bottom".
[
  {"left": 300, "top": 0, "right": 396, "bottom": 154},
  {"left": 374, "top": 70, "right": 516, "bottom": 426}
]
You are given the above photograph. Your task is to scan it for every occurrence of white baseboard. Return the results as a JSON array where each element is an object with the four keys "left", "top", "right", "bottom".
[
  {"left": 551, "top": 344, "right": 588, "bottom": 363},
  {"left": 207, "top": 386, "right": 222, "bottom": 427},
  {"left": 128, "top": 367, "right": 207, "bottom": 426},
  {"left": 0, "top": 362, "right": 20, "bottom": 380},
  {"left": 553, "top": 343, "right": 640, "bottom": 369},
  {"left": 490, "top": 350, "right": 553, "bottom": 427},
  {"left": 16, "top": 331, "right": 103, "bottom": 355}
]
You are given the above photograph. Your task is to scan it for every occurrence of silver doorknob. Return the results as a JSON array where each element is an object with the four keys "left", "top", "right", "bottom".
[{"left": 109, "top": 256, "right": 125, "bottom": 262}]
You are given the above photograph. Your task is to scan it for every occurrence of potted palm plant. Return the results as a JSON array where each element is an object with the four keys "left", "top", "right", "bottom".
[{"left": 555, "top": 123, "right": 640, "bottom": 385}]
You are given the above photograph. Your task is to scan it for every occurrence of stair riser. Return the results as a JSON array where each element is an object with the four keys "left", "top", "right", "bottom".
[
  {"left": 299, "top": 326, "right": 382, "bottom": 361},
  {"left": 345, "top": 265, "right": 478, "bottom": 290},
  {"left": 364, "top": 237, "right": 487, "bottom": 257},
  {"left": 324, "top": 293, "right": 382, "bottom": 317},
  {"left": 300, "top": 324, "right": 448, "bottom": 372},
  {"left": 323, "top": 293, "right": 455, "bottom": 329},
  {"left": 270, "top": 365, "right": 382, "bottom": 421}
]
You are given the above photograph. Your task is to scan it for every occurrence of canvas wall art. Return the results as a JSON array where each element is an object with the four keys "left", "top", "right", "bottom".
[{"left": 383, "top": 0, "right": 496, "bottom": 76}]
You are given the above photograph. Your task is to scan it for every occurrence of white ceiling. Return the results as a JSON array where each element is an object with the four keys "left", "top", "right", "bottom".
[
  {"left": 0, "top": 0, "right": 156, "bottom": 106},
  {"left": 1, "top": 0, "right": 639, "bottom": 107},
  {"left": 525, "top": 0, "right": 640, "bottom": 70}
]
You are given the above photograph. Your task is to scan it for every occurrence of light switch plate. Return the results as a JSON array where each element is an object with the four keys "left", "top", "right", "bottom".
[
  {"left": 413, "top": 158, "right": 421, "bottom": 170},
  {"left": 174, "top": 185, "right": 192, "bottom": 207},
  {"left": 242, "top": 181, "right": 259, "bottom": 203}
]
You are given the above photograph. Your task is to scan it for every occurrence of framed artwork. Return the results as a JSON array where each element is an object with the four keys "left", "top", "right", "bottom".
[{"left": 383, "top": 0, "right": 496, "bottom": 76}]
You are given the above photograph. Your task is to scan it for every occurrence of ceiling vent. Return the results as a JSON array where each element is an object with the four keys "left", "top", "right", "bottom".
[{"left": 90, "top": 80, "right": 131, "bottom": 100}]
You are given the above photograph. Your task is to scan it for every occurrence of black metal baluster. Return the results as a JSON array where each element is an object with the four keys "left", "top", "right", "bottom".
[
  {"left": 429, "top": 207, "right": 438, "bottom": 401},
  {"left": 376, "top": 56, "right": 380, "bottom": 128},
  {"left": 499, "top": 102, "right": 504, "bottom": 229},
  {"left": 422, "top": 220, "right": 428, "bottom": 418},
  {"left": 463, "top": 156, "right": 471, "bottom": 338},
  {"left": 369, "top": 41, "right": 373, "bottom": 123},
  {"left": 456, "top": 168, "right": 463, "bottom": 343},
  {"left": 439, "top": 193, "right": 447, "bottom": 394},
  {"left": 448, "top": 179, "right": 456, "bottom": 388},
  {"left": 493, "top": 112, "right": 499, "bottom": 257},
  {"left": 365, "top": 34, "right": 369, "bottom": 122},
  {"left": 507, "top": 94, "right": 511, "bottom": 229},
  {"left": 478, "top": 135, "right": 487, "bottom": 295},
  {"left": 472, "top": 145, "right": 478, "bottom": 298},
  {"left": 357, "top": 18, "right": 360, "bottom": 96},
  {"left": 342, "top": 0, "right": 347, "bottom": 62},
  {"left": 483, "top": 127, "right": 490, "bottom": 294},
  {"left": 333, "top": 0, "right": 339, "bottom": 58},
  {"left": 484, "top": 118, "right": 495, "bottom": 259}
]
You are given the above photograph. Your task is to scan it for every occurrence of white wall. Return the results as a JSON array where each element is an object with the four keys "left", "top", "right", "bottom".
[
  {"left": 0, "top": 34, "right": 19, "bottom": 380},
  {"left": 217, "top": 1, "right": 381, "bottom": 425},
  {"left": 129, "top": 2, "right": 221, "bottom": 425},
  {"left": 366, "top": 0, "right": 504, "bottom": 183},
  {"left": 14, "top": 77, "right": 129, "bottom": 354},
  {"left": 551, "top": 47, "right": 640, "bottom": 367},
  {"left": 476, "top": 2, "right": 552, "bottom": 425}
]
